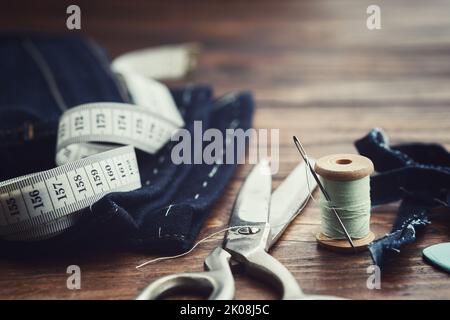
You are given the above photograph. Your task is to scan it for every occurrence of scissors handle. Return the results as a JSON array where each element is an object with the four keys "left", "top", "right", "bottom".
[
  {"left": 235, "top": 248, "right": 345, "bottom": 300},
  {"left": 136, "top": 247, "right": 235, "bottom": 300},
  {"left": 230, "top": 247, "right": 304, "bottom": 300}
]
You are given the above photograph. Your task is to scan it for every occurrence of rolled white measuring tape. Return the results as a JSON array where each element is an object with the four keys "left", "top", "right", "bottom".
[
  {"left": 55, "top": 101, "right": 182, "bottom": 165},
  {"left": 0, "top": 44, "right": 194, "bottom": 242}
]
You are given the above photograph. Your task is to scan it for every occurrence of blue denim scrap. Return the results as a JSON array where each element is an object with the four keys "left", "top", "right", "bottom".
[
  {"left": 0, "top": 34, "right": 254, "bottom": 257},
  {"left": 355, "top": 128, "right": 450, "bottom": 267},
  {"left": 0, "top": 33, "right": 129, "bottom": 181}
]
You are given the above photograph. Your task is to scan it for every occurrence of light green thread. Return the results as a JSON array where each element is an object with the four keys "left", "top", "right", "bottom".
[{"left": 319, "top": 176, "right": 371, "bottom": 239}]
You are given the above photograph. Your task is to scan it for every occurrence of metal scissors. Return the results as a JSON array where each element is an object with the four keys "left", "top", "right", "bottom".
[{"left": 136, "top": 159, "right": 343, "bottom": 300}]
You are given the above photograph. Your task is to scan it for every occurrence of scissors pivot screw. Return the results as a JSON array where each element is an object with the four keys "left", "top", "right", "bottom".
[{"left": 238, "top": 227, "right": 260, "bottom": 235}]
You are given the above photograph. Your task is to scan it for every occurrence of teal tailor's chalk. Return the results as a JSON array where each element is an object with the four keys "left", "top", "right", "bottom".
[{"left": 423, "top": 243, "right": 450, "bottom": 274}]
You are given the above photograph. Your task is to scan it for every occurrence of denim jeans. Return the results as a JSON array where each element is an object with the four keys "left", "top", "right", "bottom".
[
  {"left": 356, "top": 128, "right": 450, "bottom": 267},
  {"left": 0, "top": 34, "right": 254, "bottom": 257}
]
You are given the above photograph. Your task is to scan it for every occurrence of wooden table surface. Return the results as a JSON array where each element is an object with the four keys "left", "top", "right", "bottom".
[{"left": 1, "top": 0, "right": 450, "bottom": 300}]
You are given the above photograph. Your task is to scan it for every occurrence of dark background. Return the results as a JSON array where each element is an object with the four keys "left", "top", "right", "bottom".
[{"left": 0, "top": 0, "right": 449, "bottom": 299}]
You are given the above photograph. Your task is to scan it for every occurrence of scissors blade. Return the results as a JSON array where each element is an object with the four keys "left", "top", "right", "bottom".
[
  {"left": 268, "top": 160, "right": 317, "bottom": 248},
  {"left": 228, "top": 159, "right": 272, "bottom": 227}
]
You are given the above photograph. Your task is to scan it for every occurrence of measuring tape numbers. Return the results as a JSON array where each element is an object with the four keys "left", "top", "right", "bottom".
[
  {"left": 0, "top": 45, "right": 191, "bottom": 242},
  {"left": 0, "top": 146, "right": 140, "bottom": 241},
  {"left": 55, "top": 102, "right": 182, "bottom": 165},
  {"left": 1, "top": 100, "right": 183, "bottom": 242}
]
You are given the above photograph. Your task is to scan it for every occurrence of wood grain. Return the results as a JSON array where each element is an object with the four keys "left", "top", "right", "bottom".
[{"left": 0, "top": 0, "right": 450, "bottom": 299}]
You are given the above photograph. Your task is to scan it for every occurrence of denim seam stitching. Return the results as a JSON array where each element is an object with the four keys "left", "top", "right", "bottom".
[
  {"left": 84, "top": 38, "right": 131, "bottom": 103},
  {"left": 22, "top": 39, "right": 68, "bottom": 112}
]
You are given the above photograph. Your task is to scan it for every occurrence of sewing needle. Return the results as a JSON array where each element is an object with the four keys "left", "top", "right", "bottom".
[{"left": 292, "top": 136, "right": 356, "bottom": 250}]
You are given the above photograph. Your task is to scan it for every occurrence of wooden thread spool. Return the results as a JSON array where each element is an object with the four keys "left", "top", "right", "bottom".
[{"left": 314, "top": 153, "right": 375, "bottom": 252}]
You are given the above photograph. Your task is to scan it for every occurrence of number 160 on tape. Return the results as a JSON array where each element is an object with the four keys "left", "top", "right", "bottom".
[{"left": 0, "top": 146, "right": 141, "bottom": 241}]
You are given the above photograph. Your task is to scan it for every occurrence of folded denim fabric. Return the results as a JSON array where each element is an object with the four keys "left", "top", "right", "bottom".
[
  {"left": 0, "top": 33, "right": 128, "bottom": 180},
  {"left": 355, "top": 128, "right": 450, "bottom": 267},
  {"left": 0, "top": 34, "right": 254, "bottom": 257}
]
